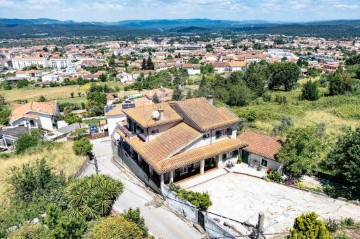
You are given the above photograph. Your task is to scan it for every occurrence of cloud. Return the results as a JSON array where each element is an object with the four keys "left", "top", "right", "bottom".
[{"left": 335, "top": 4, "right": 359, "bottom": 9}]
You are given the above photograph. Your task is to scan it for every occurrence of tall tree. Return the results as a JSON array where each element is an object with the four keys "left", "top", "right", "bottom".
[
  {"left": 141, "top": 58, "right": 147, "bottom": 70},
  {"left": 278, "top": 126, "right": 327, "bottom": 176},
  {"left": 323, "top": 128, "right": 360, "bottom": 196},
  {"left": 243, "top": 62, "right": 270, "bottom": 96},
  {"left": 269, "top": 62, "right": 300, "bottom": 91},
  {"left": 172, "top": 85, "right": 182, "bottom": 101},
  {"left": 146, "top": 57, "right": 154, "bottom": 70}
]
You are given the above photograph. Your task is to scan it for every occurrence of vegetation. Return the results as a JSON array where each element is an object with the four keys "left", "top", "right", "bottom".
[
  {"left": 72, "top": 137, "right": 93, "bottom": 156},
  {"left": 278, "top": 126, "right": 327, "bottom": 177},
  {"left": 301, "top": 80, "right": 320, "bottom": 101},
  {"left": 65, "top": 174, "right": 124, "bottom": 220},
  {"left": 288, "top": 212, "right": 332, "bottom": 239},
  {"left": 86, "top": 215, "right": 145, "bottom": 239},
  {"left": 177, "top": 189, "right": 212, "bottom": 211},
  {"left": 15, "top": 130, "right": 44, "bottom": 154},
  {"left": 322, "top": 128, "right": 360, "bottom": 197}
]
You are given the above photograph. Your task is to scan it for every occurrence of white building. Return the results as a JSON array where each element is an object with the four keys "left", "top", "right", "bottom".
[
  {"left": 9, "top": 101, "right": 60, "bottom": 131},
  {"left": 112, "top": 97, "right": 246, "bottom": 192},
  {"left": 12, "top": 57, "right": 46, "bottom": 70}
]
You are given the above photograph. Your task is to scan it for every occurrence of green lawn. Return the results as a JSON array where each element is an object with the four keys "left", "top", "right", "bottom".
[
  {"left": 57, "top": 96, "right": 87, "bottom": 104},
  {"left": 83, "top": 118, "right": 105, "bottom": 125}
]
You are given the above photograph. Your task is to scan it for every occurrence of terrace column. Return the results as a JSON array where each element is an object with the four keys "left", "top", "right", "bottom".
[
  {"left": 200, "top": 159, "right": 205, "bottom": 175},
  {"left": 170, "top": 171, "right": 174, "bottom": 183},
  {"left": 160, "top": 174, "right": 164, "bottom": 184}
]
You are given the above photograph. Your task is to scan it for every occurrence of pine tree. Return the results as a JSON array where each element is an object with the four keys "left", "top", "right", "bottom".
[
  {"left": 172, "top": 85, "right": 182, "bottom": 101},
  {"left": 141, "top": 58, "right": 147, "bottom": 70},
  {"left": 147, "top": 57, "right": 154, "bottom": 70}
]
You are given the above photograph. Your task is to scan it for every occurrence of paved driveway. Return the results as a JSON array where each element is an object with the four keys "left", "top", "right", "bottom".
[
  {"left": 189, "top": 173, "right": 360, "bottom": 237},
  {"left": 81, "top": 137, "right": 202, "bottom": 239}
]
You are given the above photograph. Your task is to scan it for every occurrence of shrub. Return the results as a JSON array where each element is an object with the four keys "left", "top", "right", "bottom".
[
  {"left": 301, "top": 80, "right": 320, "bottom": 101},
  {"left": 288, "top": 212, "right": 332, "bottom": 239},
  {"left": 15, "top": 130, "right": 43, "bottom": 154},
  {"left": 262, "top": 92, "right": 272, "bottom": 102},
  {"left": 177, "top": 189, "right": 212, "bottom": 211},
  {"left": 72, "top": 137, "right": 92, "bottom": 156},
  {"left": 122, "top": 208, "right": 148, "bottom": 237},
  {"left": 88, "top": 215, "right": 144, "bottom": 239},
  {"left": 266, "top": 171, "right": 283, "bottom": 183},
  {"left": 340, "top": 218, "right": 354, "bottom": 227},
  {"left": 326, "top": 218, "right": 339, "bottom": 232}
]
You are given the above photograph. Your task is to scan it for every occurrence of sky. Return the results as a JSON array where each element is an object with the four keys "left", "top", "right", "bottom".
[{"left": 0, "top": 0, "right": 359, "bottom": 22}]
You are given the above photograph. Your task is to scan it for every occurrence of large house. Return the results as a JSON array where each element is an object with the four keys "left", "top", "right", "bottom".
[
  {"left": 112, "top": 97, "right": 247, "bottom": 192},
  {"left": 238, "top": 131, "right": 284, "bottom": 172},
  {"left": 9, "top": 101, "right": 60, "bottom": 131}
]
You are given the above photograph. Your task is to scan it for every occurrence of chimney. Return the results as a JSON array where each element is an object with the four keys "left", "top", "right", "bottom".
[
  {"left": 158, "top": 109, "right": 164, "bottom": 120},
  {"left": 207, "top": 95, "right": 214, "bottom": 105}
]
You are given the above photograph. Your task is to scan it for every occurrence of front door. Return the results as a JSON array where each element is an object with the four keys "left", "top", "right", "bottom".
[{"left": 242, "top": 151, "right": 249, "bottom": 164}]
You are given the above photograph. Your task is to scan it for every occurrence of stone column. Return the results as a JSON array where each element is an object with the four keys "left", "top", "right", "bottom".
[
  {"left": 200, "top": 159, "right": 205, "bottom": 175},
  {"left": 160, "top": 174, "right": 164, "bottom": 184}
]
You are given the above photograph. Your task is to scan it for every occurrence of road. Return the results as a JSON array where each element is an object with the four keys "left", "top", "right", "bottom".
[{"left": 81, "top": 137, "right": 203, "bottom": 239}]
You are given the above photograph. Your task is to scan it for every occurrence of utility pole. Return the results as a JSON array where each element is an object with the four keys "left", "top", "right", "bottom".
[{"left": 256, "top": 212, "right": 265, "bottom": 239}]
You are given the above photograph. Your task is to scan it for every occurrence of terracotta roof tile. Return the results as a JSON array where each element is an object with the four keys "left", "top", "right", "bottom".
[
  {"left": 9, "top": 101, "right": 58, "bottom": 124},
  {"left": 170, "top": 98, "right": 239, "bottom": 132},
  {"left": 237, "top": 131, "right": 283, "bottom": 161},
  {"left": 123, "top": 103, "right": 182, "bottom": 128}
]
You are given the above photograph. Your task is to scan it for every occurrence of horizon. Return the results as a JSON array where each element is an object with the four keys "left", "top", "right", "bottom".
[
  {"left": 1, "top": 17, "right": 360, "bottom": 24},
  {"left": 0, "top": 0, "right": 359, "bottom": 22}
]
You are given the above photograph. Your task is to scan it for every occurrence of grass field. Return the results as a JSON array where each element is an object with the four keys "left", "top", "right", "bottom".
[
  {"left": 0, "top": 85, "right": 85, "bottom": 103},
  {"left": 57, "top": 96, "right": 87, "bottom": 104},
  {"left": 232, "top": 86, "right": 360, "bottom": 137},
  {"left": 0, "top": 141, "right": 85, "bottom": 204}
]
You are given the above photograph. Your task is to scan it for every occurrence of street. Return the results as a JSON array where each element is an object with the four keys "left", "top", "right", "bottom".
[{"left": 81, "top": 137, "right": 203, "bottom": 239}]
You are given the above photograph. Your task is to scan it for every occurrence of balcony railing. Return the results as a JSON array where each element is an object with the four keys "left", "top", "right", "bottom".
[{"left": 116, "top": 122, "right": 135, "bottom": 139}]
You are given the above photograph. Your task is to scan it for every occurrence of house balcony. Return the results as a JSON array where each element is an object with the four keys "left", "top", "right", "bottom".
[{"left": 116, "top": 122, "right": 135, "bottom": 139}]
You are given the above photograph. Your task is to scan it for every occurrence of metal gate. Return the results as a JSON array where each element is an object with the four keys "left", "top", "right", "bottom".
[{"left": 198, "top": 211, "right": 205, "bottom": 229}]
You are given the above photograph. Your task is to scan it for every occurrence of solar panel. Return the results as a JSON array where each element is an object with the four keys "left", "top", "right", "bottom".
[
  {"left": 122, "top": 103, "right": 136, "bottom": 110},
  {"left": 104, "top": 104, "right": 116, "bottom": 113}
]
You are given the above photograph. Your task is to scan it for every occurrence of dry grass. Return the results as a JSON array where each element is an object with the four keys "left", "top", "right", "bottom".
[
  {"left": 0, "top": 141, "right": 85, "bottom": 204},
  {"left": 0, "top": 85, "right": 84, "bottom": 103}
]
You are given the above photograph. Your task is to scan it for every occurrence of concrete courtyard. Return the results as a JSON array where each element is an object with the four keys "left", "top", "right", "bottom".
[{"left": 189, "top": 172, "right": 360, "bottom": 237}]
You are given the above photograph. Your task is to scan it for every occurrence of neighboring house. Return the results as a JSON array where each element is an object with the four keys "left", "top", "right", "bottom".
[
  {"left": 213, "top": 62, "right": 230, "bottom": 73},
  {"left": 105, "top": 98, "right": 153, "bottom": 135},
  {"left": 9, "top": 101, "right": 60, "bottom": 131},
  {"left": 112, "top": 97, "right": 247, "bottom": 192},
  {"left": 12, "top": 57, "right": 46, "bottom": 70},
  {"left": 1, "top": 126, "right": 35, "bottom": 149},
  {"left": 238, "top": 131, "right": 284, "bottom": 172},
  {"left": 106, "top": 93, "right": 119, "bottom": 105},
  {"left": 15, "top": 70, "right": 42, "bottom": 79},
  {"left": 143, "top": 87, "right": 173, "bottom": 102},
  {"left": 228, "top": 61, "right": 247, "bottom": 72},
  {"left": 181, "top": 64, "right": 201, "bottom": 75},
  {"left": 105, "top": 104, "right": 127, "bottom": 136}
]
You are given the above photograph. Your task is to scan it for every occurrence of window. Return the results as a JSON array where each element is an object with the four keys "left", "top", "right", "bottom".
[
  {"left": 261, "top": 159, "right": 268, "bottom": 167},
  {"left": 203, "top": 133, "right": 210, "bottom": 139},
  {"left": 151, "top": 129, "right": 159, "bottom": 134},
  {"left": 215, "top": 131, "right": 221, "bottom": 139},
  {"left": 180, "top": 167, "right": 188, "bottom": 175},
  {"left": 227, "top": 128, "right": 232, "bottom": 136}
]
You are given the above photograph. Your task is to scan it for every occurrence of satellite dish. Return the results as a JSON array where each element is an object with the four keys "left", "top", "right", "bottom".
[{"left": 152, "top": 110, "right": 160, "bottom": 120}]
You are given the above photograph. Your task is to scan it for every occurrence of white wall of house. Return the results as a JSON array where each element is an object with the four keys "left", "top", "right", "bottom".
[
  {"left": 247, "top": 152, "right": 282, "bottom": 171},
  {"left": 186, "top": 68, "right": 201, "bottom": 75},
  {"left": 38, "top": 114, "right": 54, "bottom": 131},
  {"left": 107, "top": 114, "right": 126, "bottom": 135},
  {"left": 146, "top": 121, "right": 179, "bottom": 141}
]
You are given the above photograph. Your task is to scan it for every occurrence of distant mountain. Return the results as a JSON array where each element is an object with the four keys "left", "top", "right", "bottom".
[{"left": 0, "top": 18, "right": 360, "bottom": 39}]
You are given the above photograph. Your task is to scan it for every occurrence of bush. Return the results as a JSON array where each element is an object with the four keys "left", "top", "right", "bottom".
[
  {"left": 72, "top": 137, "right": 92, "bottom": 156},
  {"left": 88, "top": 215, "right": 145, "bottom": 239},
  {"left": 340, "top": 218, "right": 354, "bottom": 227},
  {"left": 262, "top": 92, "right": 272, "bottom": 102},
  {"left": 288, "top": 212, "right": 332, "bottom": 239},
  {"left": 15, "top": 130, "right": 43, "bottom": 154},
  {"left": 177, "top": 189, "right": 212, "bottom": 211},
  {"left": 301, "top": 80, "right": 320, "bottom": 101},
  {"left": 122, "top": 208, "right": 148, "bottom": 237},
  {"left": 326, "top": 218, "right": 339, "bottom": 232},
  {"left": 266, "top": 171, "right": 283, "bottom": 183},
  {"left": 64, "top": 113, "right": 82, "bottom": 124}
]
